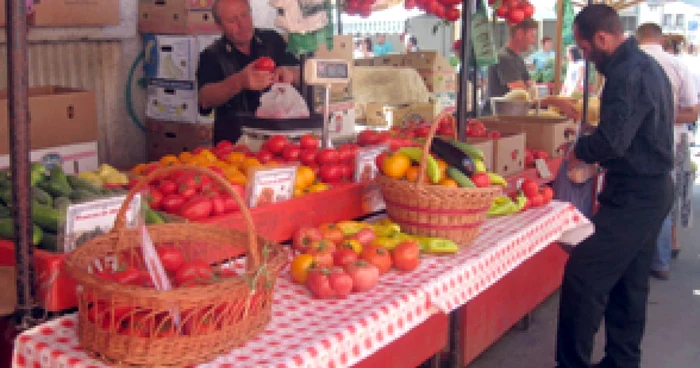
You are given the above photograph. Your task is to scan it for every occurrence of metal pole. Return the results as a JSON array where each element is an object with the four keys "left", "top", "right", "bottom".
[
  {"left": 470, "top": 45, "right": 479, "bottom": 117},
  {"left": 336, "top": 0, "right": 343, "bottom": 35},
  {"left": 553, "top": 0, "right": 565, "bottom": 94},
  {"left": 7, "top": 0, "right": 37, "bottom": 327},
  {"left": 456, "top": 0, "right": 474, "bottom": 141},
  {"left": 582, "top": 0, "right": 592, "bottom": 125}
]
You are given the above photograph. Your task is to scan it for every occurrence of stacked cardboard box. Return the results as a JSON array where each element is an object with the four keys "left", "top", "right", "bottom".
[
  {"left": 0, "top": 0, "right": 120, "bottom": 27},
  {"left": 138, "top": 0, "right": 221, "bottom": 159},
  {"left": 313, "top": 35, "right": 357, "bottom": 140}
]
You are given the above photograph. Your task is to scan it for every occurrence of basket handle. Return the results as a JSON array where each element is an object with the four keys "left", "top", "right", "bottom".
[
  {"left": 416, "top": 111, "right": 459, "bottom": 185},
  {"left": 113, "top": 165, "right": 261, "bottom": 270}
]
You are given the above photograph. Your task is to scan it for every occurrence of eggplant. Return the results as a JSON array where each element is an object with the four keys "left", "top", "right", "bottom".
[{"left": 430, "top": 137, "right": 476, "bottom": 177}]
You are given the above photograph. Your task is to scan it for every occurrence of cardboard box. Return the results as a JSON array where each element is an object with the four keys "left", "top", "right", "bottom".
[
  {"left": 374, "top": 54, "right": 407, "bottom": 67},
  {"left": 365, "top": 102, "right": 436, "bottom": 127},
  {"left": 0, "top": 142, "right": 99, "bottom": 175},
  {"left": 0, "top": 87, "right": 98, "bottom": 155},
  {"left": 139, "top": 0, "right": 218, "bottom": 35},
  {"left": 354, "top": 58, "right": 375, "bottom": 67},
  {"left": 0, "top": 0, "right": 120, "bottom": 27},
  {"left": 315, "top": 35, "right": 354, "bottom": 61},
  {"left": 404, "top": 51, "right": 457, "bottom": 93},
  {"left": 478, "top": 116, "right": 577, "bottom": 157},
  {"left": 465, "top": 137, "right": 494, "bottom": 173},
  {"left": 143, "top": 34, "right": 219, "bottom": 81},
  {"left": 492, "top": 132, "right": 526, "bottom": 177},
  {"left": 146, "top": 79, "right": 200, "bottom": 122},
  {"left": 313, "top": 84, "right": 353, "bottom": 105},
  {"left": 146, "top": 119, "right": 213, "bottom": 161},
  {"left": 315, "top": 100, "right": 356, "bottom": 139}
]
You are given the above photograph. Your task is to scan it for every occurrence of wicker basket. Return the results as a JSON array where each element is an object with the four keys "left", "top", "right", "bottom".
[
  {"left": 64, "top": 165, "right": 287, "bottom": 367},
  {"left": 377, "top": 112, "right": 501, "bottom": 246}
]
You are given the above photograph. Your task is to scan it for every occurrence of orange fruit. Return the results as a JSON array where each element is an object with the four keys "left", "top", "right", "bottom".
[
  {"left": 440, "top": 178, "right": 459, "bottom": 187},
  {"left": 159, "top": 155, "right": 179, "bottom": 167},
  {"left": 226, "top": 171, "right": 247, "bottom": 185},
  {"left": 130, "top": 163, "right": 148, "bottom": 176},
  {"left": 296, "top": 166, "right": 316, "bottom": 189},
  {"left": 436, "top": 159, "right": 448, "bottom": 177},
  {"left": 240, "top": 157, "right": 262, "bottom": 174},
  {"left": 226, "top": 152, "right": 246, "bottom": 166},
  {"left": 406, "top": 166, "right": 430, "bottom": 183},
  {"left": 178, "top": 151, "right": 194, "bottom": 163},
  {"left": 381, "top": 153, "right": 411, "bottom": 179}
]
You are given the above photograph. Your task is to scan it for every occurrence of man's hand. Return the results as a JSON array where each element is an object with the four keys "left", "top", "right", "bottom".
[
  {"left": 540, "top": 96, "right": 581, "bottom": 121},
  {"left": 273, "top": 67, "right": 295, "bottom": 84},
  {"left": 238, "top": 62, "right": 273, "bottom": 91}
]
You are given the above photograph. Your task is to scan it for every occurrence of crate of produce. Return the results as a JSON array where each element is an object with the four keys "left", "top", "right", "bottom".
[
  {"left": 376, "top": 112, "right": 501, "bottom": 246},
  {"left": 64, "top": 166, "right": 287, "bottom": 366}
]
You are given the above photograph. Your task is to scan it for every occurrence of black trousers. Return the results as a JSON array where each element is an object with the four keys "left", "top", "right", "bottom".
[{"left": 556, "top": 173, "right": 674, "bottom": 368}]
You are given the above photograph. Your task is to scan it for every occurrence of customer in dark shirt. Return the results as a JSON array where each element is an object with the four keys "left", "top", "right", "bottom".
[
  {"left": 197, "top": 0, "right": 300, "bottom": 143},
  {"left": 548, "top": 5, "right": 675, "bottom": 368}
]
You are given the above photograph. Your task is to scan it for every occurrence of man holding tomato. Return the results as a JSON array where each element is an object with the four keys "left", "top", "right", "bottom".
[
  {"left": 551, "top": 5, "right": 674, "bottom": 368},
  {"left": 197, "top": 0, "right": 301, "bottom": 144},
  {"left": 484, "top": 18, "right": 538, "bottom": 115}
]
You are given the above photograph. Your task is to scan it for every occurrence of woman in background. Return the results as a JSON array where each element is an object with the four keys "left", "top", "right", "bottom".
[{"left": 561, "top": 46, "right": 585, "bottom": 97}]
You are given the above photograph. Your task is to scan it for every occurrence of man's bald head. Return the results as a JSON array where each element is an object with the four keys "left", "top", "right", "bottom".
[
  {"left": 636, "top": 23, "right": 663, "bottom": 44},
  {"left": 213, "top": 0, "right": 250, "bottom": 25}
]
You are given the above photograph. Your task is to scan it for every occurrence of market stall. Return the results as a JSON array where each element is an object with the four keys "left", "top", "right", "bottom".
[{"left": 2, "top": 0, "right": 599, "bottom": 367}]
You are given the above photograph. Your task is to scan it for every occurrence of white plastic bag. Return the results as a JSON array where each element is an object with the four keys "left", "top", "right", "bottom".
[{"left": 255, "top": 83, "right": 310, "bottom": 119}]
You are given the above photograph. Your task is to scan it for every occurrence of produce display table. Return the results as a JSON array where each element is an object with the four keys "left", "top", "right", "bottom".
[{"left": 12, "top": 201, "right": 588, "bottom": 368}]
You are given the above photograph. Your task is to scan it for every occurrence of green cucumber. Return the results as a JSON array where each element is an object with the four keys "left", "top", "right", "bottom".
[
  {"left": 449, "top": 140, "right": 484, "bottom": 161},
  {"left": 32, "top": 202, "right": 61, "bottom": 233},
  {"left": 31, "top": 187, "right": 53, "bottom": 207},
  {"left": 0, "top": 218, "right": 43, "bottom": 245},
  {"left": 446, "top": 167, "right": 476, "bottom": 188},
  {"left": 67, "top": 175, "right": 102, "bottom": 194},
  {"left": 47, "top": 166, "right": 72, "bottom": 197}
]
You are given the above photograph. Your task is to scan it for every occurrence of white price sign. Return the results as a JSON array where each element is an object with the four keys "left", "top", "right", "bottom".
[
  {"left": 246, "top": 165, "right": 297, "bottom": 208},
  {"left": 354, "top": 145, "right": 387, "bottom": 183}
]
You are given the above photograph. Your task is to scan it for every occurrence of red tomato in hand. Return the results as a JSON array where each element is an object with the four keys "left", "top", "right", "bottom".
[
  {"left": 521, "top": 179, "right": 539, "bottom": 199},
  {"left": 266, "top": 135, "right": 289, "bottom": 154},
  {"left": 345, "top": 260, "right": 380, "bottom": 292},
  {"left": 392, "top": 240, "right": 421, "bottom": 272},
  {"left": 300, "top": 134, "right": 320, "bottom": 150},
  {"left": 361, "top": 245, "right": 392, "bottom": 275},
  {"left": 156, "top": 246, "right": 184, "bottom": 273},
  {"left": 254, "top": 57, "right": 276, "bottom": 72},
  {"left": 175, "top": 260, "right": 215, "bottom": 287}
]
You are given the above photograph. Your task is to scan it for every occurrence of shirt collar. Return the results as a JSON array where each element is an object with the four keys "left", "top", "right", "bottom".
[
  {"left": 601, "top": 37, "right": 638, "bottom": 77},
  {"left": 223, "top": 29, "right": 263, "bottom": 54},
  {"left": 639, "top": 43, "right": 663, "bottom": 53}
]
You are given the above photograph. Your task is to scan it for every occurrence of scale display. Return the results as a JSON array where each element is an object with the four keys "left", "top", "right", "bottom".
[
  {"left": 303, "top": 59, "right": 351, "bottom": 85},
  {"left": 316, "top": 61, "right": 348, "bottom": 79}
]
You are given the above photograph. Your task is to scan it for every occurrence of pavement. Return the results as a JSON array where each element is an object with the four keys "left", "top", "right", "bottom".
[{"left": 466, "top": 149, "right": 700, "bottom": 368}]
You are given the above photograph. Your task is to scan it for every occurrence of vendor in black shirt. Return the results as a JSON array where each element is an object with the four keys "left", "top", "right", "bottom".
[
  {"left": 197, "top": 0, "right": 300, "bottom": 143},
  {"left": 543, "top": 5, "right": 674, "bottom": 368}
]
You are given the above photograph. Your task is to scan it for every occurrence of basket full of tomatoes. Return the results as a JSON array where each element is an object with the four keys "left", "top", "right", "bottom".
[{"left": 64, "top": 166, "right": 287, "bottom": 367}]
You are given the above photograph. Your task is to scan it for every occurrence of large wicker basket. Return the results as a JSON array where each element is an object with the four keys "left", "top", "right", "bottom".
[
  {"left": 377, "top": 112, "right": 501, "bottom": 246},
  {"left": 64, "top": 166, "right": 287, "bottom": 367}
]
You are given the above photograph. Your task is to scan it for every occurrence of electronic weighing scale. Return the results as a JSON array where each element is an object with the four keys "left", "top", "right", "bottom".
[{"left": 303, "top": 58, "right": 352, "bottom": 148}]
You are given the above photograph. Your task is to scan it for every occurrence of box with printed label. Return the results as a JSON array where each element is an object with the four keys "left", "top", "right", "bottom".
[
  {"left": 146, "top": 79, "right": 198, "bottom": 122},
  {"left": 492, "top": 132, "right": 526, "bottom": 177},
  {"left": 478, "top": 116, "right": 576, "bottom": 157},
  {"left": 139, "top": 0, "right": 218, "bottom": 35},
  {"left": 315, "top": 101, "right": 356, "bottom": 139},
  {"left": 354, "top": 58, "right": 375, "bottom": 67},
  {"left": 404, "top": 51, "right": 457, "bottom": 93},
  {"left": 0, "top": 0, "right": 120, "bottom": 27},
  {"left": 0, "top": 86, "right": 98, "bottom": 155},
  {"left": 374, "top": 54, "right": 407, "bottom": 67},
  {"left": 365, "top": 102, "right": 436, "bottom": 127},
  {"left": 0, "top": 142, "right": 98, "bottom": 175},
  {"left": 143, "top": 34, "right": 219, "bottom": 81},
  {"left": 146, "top": 118, "right": 213, "bottom": 161},
  {"left": 315, "top": 35, "right": 354, "bottom": 61}
]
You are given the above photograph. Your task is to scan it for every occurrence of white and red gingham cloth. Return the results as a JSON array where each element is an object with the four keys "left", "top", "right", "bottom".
[{"left": 12, "top": 201, "right": 589, "bottom": 368}]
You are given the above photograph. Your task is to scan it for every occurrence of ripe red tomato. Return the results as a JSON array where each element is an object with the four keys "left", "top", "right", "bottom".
[
  {"left": 361, "top": 245, "right": 392, "bottom": 275},
  {"left": 254, "top": 57, "right": 276, "bottom": 72},
  {"left": 471, "top": 173, "right": 491, "bottom": 187},
  {"left": 357, "top": 130, "right": 380, "bottom": 146},
  {"left": 506, "top": 0, "right": 519, "bottom": 7},
  {"left": 520, "top": 2, "right": 535, "bottom": 18},
  {"left": 534, "top": 150, "right": 550, "bottom": 160},
  {"left": 333, "top": 248, "right": 359, "bottom": 268},
  {"left": 375, "top": 151, "right": 389, "bottom": 171},
  {"left": 496, "top": 5, "right": 509, "bottom": 18},
  {"left": 174, "top": 260, "right": 215, "bottom": 287},
  {"left": 299, "top": 149, "right": 318, "bottom": 165},
  {"left": 293, "top": 227, "right": 323, "bottom": 253},
  {"left": 392, "top": 241, "right": 421, "bottom": 272},
  {"left": 306, "top": 268, "right": 336, "bottom": 299},
  {"left": 257, "top": 150, "right": 274, "bottom": 163},
  {"left": 530, "top": 193, "right": 545, "bottom": 207},
  {"left": 444, "top": 7, "right": 460, "bottom": 21},
  {"left": 521, "top": 179, "right": 539, "bottom": 199},
  {"left": 316, "top": 148, "right": 340, "bottom": 165},
  {"left": 156, "top": 246, "right": 184, "bottom": 273},
  {"left": 489, "top": 131, "right": 502, "bottom": 139},
  {"left": 440, "top": 0, "right": 461, "bottom": 5},
  {"left": 320, "top": 226, "right": 345, "bottom": 245},
  {"left": 541, "top": 186, "right": 554, "bottom": 204},
  {"left": 328, "top": 268, "right": 353, "bottom": 298},
  {"left": 353, "top": 228, "right": 376, "bottom": 246},
  {"left": 405, "top": 0, "right": 417, "bottom": 8},
  {"left": 209, "top": 194, "right": 226, "bottom": 216},
  {"left": 282, "top": 143, "right": 302, "bottom": 161},
  {"left": 300, "top": 134, "right": 320, "bottom": 151},
  {"left": 161, "top": 194, "right": 186, "bottom": 213},
  {"left": 340, "top": 163, "right": 354, "bottom": 181},
  {"left": 345, "top": 260, "right": 380, "bottom": 292},
  {"left": 337, "top": 144, "right": 356, "bottom": 163},
  {"left": 179, "top": 196, "right": 213, "bottom": 220},
  {"left": 113, "top": 267, "right": 141, "bottom": 286},
  {"left": 508, "top": 8, "right": 525, "bottom": 23},
  {"left": 147, "top": 187, "right": 164, "bottom": 210},
  {"left": 266, "top": 135, "right": 289, "bottom": 154},
  {"left": 319, "top": 164, "right": 343, "bottom": 183}
]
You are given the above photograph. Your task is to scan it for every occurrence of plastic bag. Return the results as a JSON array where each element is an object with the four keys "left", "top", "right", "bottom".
[
  {"left": 552, "top": 158, "right": 595, "bottom": 219},
  {"left": 255, "top": 83, "right": 310, "bottom": 119}
]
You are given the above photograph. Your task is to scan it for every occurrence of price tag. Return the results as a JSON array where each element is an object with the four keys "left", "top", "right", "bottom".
[
  {"left": 362, "top": 183, "right": 386, "bottom": 213},
  {"left": 535, "top": 159, "right": 552, "bottom": 179},
  {"left": 140, "top": 225, "right": 181, "bottom": 326},
  {"left": 63, "top": 194, "right": 141, "bottom": 253},
  {"left": 246, "top": 165, "right": 297, "bottom": 208},
  {"left": 354, "top": 145, "right": 387, "bottom": 183},
  {"left": 515, "top": 178, "right": 525, "bottom": 190}
]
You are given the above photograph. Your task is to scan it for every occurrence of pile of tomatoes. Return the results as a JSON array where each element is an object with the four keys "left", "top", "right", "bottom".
[
  {"left": 139, "top": 168, "right": 246, "bottom": 221},
  {"left": 356, "top": 130, "right": 419, "bottom": 152},
  {"left": 86, "top": 246, "right": 247, "bottom": 337},
  {"left": 344, "top": 0, "right": 377, "bottom": 17},
  {"left": 517, "top": 178, "right": 554, "bottom": 209},
  {"left": 491, "top": 0, "right": 535, "bottom": 25},
  {"left": 290, "top": 223, "right": 421, "bottom": 299},
  {"left": 524, "top": 148, "right": 550, "bottom": 168},
  {"left": 405, "top": 0, "right": 462, "bottom": 22}
]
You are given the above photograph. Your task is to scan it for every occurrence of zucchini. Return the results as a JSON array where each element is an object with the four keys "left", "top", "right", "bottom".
[
  {"left": 430, "top": 137, "right": 476, "bottom": 177},
  {"left": 31, "top": 187, "right": 53, "bottom": 207}
]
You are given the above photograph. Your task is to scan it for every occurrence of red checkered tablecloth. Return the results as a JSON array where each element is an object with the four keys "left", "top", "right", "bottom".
[{"left": 12, "top": 201, "right": 588, "bottom": 368}]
